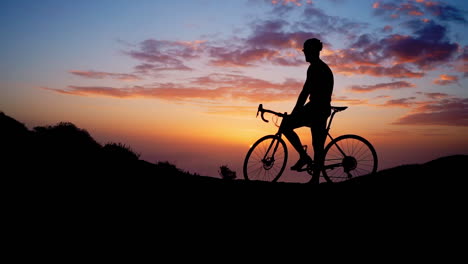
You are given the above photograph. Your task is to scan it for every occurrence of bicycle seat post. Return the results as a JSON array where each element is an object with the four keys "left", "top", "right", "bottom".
[{"left": 326, "top": 110, "right": 337, "bottom": 132}]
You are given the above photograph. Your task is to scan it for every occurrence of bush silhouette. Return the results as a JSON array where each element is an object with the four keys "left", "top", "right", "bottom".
[
  {"left": 0, "top": 112, "right": 32, "bottom": 166},
  {"left": 31, "top": 122, "right": 102, "bottom": 172},
  {"left": 219, "top": 165, "right": 236, "bottom": 180},
  {"left": 102, "top": 142, "right": 140, "bottom": 162},
  {"left": 0, "top": 112, "right": 29, "bottom": 138},
  {"left": 1, "top": 111, "right": 30, "bottom": 144},
  {"left": 33, "top": 122, "right": 101, "bottom": 151},
  {"left": 0, "top": 112, "right": 202, "bottom": 178},
  {"left": 155, "top": 161, "right": 184, "bottom": 175}
]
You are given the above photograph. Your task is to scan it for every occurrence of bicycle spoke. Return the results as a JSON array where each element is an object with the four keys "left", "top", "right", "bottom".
[
  {"left": 353, "top": 142, "right": 365, "bottom": 159},
  {"left": 323, "top": 135, "right": 378, "bottom": 183},
  {"left": 243, "top": 135, "right": 288, "bottom": 182}
]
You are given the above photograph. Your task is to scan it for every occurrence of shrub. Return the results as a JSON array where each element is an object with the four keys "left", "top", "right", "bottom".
[
  {"left": 219, "top": 165, "right": 236, "bottom": 180},
  {"left": 102, "top": 142, "right": 140, "bottom": 161}
]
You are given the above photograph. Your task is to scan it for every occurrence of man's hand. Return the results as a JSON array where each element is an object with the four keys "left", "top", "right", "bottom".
[
  {"left": 291, "top": 107, "right": 300, "bottom": 115},
  {"left": 293, "top": 86, "right": 309, "bottom": 115},
  {"left": 292, "top": 103, "right": 305, "bottom": 115}
]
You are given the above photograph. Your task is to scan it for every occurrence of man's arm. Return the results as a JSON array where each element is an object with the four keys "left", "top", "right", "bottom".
[{"left": 292, "top": 84, "right": 310, "bottom": 114}]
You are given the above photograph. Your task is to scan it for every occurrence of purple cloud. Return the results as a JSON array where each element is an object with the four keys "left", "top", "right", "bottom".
[
  {"left": 127, "top": 39, "right": 206, "bottom": 72},
  {"left": 381, "top": 21, "right": 459, "bottom": 69},
  {"left": 454, "top": 46, "right": 468, "bottom": 77},
  {"left": 324, "top": 19, "right": 458, "bottom": 77},
  {"left": 417, "top": 92, "right": 450, "bottom": 99},
  {"left": 381, "top": 97, "right": 418, "bottom": 108},
  {"left": 350, "top": 81, "right": 416, "bottom": 93},
  {"left": 393, "top": 97, "right": 468, "bottom": 126},
  {"left": 301, "top": 5, "right": 368, "bottom": 35},
  {"left": 43, "top": 73, "right": 303, "bottom": 102},
  {"left": 69, "top": 70, "right": 141, "bottom": 81},
  {"left": 207, "top": 19, "right": 314, "bottom": 67},
  {"left": 433, "top": 74, "right": 459, "bottom": 86},
  {"left": 423, "top": 1, "right": 467, "bottom": 23},
  {"left": 373, "top": 0, "right": 467, "bottom": 23},
  {"left": 208, "top": 47, "right": 280, "bottom": 67}
]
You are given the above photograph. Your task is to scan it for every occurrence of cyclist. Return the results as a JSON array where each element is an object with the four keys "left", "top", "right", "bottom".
[{"left": 280, "top": 38, "right": 334, "bottom": 184}]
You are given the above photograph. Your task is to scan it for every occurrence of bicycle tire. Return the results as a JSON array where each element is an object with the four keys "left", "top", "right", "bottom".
[
  {"left": 243, "top": 135, "right": 288, "bottom": 182},
  {"left": 322, "top": 134, "right": 378, "bottom": 183}
]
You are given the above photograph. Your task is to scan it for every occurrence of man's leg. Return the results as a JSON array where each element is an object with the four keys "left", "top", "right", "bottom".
[
  {"left": 310, "top": 118, "right": 327, "bottom": 183},
  {"left": 280, "top": 116, "right": 311, "bottom": 170}
]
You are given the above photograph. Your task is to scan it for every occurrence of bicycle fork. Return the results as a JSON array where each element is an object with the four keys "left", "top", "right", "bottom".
[{"left": 261, "top": 135, "right": 282, "bottom": 169}]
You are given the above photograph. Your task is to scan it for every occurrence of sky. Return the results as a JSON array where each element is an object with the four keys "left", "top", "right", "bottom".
[{"left": 1, "top": 0, "right": 467, "bottom": 181}]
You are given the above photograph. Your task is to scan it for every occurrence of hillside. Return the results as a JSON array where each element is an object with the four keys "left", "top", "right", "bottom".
[{"left": 2, "top": 112, "right": 467, "bottom": 198}]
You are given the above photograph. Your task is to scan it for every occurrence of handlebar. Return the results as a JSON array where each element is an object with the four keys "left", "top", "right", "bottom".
[{"left": 256, "top": 104, "right": 286, "bottom": 123}]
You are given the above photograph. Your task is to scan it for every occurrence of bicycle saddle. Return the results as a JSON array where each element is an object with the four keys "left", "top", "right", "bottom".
[{"left": 331, "top": 106, "right": 348, "bottom": 112}]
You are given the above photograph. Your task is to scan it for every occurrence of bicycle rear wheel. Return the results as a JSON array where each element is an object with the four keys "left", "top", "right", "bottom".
[
  {"left": 322, "top": 134, "right": 378, "bottom": 183},
  {"left": 243, "top": 135, "right": 288, "bottom": 182}
]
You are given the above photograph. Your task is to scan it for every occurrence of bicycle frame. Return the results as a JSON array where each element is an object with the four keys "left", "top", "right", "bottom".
[
  {"left": 324, "top": 109, "right": 348, "bottom": 160},
  {"left": 257, "top": 104, "right": 348, "bottom": 171}
]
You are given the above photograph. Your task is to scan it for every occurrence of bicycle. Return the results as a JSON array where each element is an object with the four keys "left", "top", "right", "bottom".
[{"left": 243, "top": 104, "right": 378, "bottom": 183}]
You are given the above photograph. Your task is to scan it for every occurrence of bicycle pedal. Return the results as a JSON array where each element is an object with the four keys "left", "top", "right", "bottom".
[{"left": 296, "top": 164, "right": 314, "bottom": 172}]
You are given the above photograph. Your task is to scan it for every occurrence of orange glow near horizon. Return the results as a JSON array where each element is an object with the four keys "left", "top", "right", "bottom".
[
  {"left": 4, "top": 91, "right": 467, "bottom": 178},
  {"left": 2, "top": 0, "right": 467, "bottom": 179}
]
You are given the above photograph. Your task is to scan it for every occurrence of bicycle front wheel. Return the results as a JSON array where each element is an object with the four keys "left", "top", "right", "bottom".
[
  {"left": 322, "top": 134, "right": 378, "bottom": 183},
  {"left": 243, "top": 135, "right": 288, "bottom": 182}
]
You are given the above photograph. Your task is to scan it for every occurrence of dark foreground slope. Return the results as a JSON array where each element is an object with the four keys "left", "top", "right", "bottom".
[
  {"left": 340, "top": 154, "right": 467, "bottom": 187},
  {"left": 3, "top": 113, "right": 466, "bottom": 255},
  {"left": 2, "top": 112, "right": 467, "bottom": 204}
]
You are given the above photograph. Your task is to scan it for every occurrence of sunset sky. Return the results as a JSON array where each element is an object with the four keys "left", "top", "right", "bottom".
[{"left": 2, "top": 0, "right": 467, "bottom": 181}]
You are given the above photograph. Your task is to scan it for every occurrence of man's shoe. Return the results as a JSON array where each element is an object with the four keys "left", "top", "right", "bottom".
[
  {"left": 307, "top": 177, "right": 320, "bottom": 185},
  {"left": 290, "top": 156, "right": 313, "bottom": 171}
]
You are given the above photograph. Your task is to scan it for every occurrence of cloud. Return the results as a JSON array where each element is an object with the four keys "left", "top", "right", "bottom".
[
  {"left": 267, "top": 0, "right": 305, "bottom": 6},
  {"left": 189, "top": 74, "right": 303, "bottom": 102},
  {"left": 433, "top": 74, "right": 459, "bottom": 85},
  {"left": 373, "top": 1, "right": 425, "bottom": 19},
  {"left": 350, "top": 81, "right": 416, "bottom": 93},
  {"left": 393, "top": 97, "right": 468, "bottom": 126},
  {"left": 207, "top": 19, "right": 313, "bottom": 67},
  {"left": 247, "top": 20, "right": 308, "bottom": 49},
  {"left": 381, "top": 97, "right": 417, "bottom": 108},
  {"left": 325, "top": 39, "right": 382, "bottom": 68},
  {"left": 43, "top": 73, "right": 303, "bottom": 103},
  {"left": 416, "top": 92, "right": 450, "bottom": 99},
  {"left": 300, "top": 5, "right": 368, "bottom": 35},
  {"left": 332, "top": 95, "right": 369, "bottom": 105},
  {"left": 381, "top": 22, "right": 459, "bottom": 69},
  {"left": 127, "top": 39, "right": 205, "bottom": 72},
  {"left": 453, "top": 46, "right": 468, "bottom": 77},
  {"left": 205, "top": 4, "right": 368, "bottom": 69},
  {"left": 267, "top": 0, "right": 314, "bottom": 15},
  {"left": 382, "top": 25, "right": 393, "bottom": 33},
  {"left": 190, "top": 73, "right": 301, "bottom": 90},
  {"left": 134, "top": 62, "right": 192, "bottom": 73},
  {"left": 205, "top": 4, "right": 367, "bottom": 69},
  {"left": 69, "top": 70, "right": 141, "bottom": 81},
  {"left": 375, "top": 93, "right": 468, "bottom": 126},
  {"left": 55, "top": 0, "right": 465, "bottom": 109},
  {"left": 331, "top": 64, "right": 424, "bottom": 78},
  {"left": 373, "top": 0, "right": 467, "bottom": 23},
  {"left": 422, "top": 1, "right": 467, "bottom": 23},
  {"left": 45, "top": 85, "right": 227, "bottom": 100},
  {"left": 324, "top": 20, "right": 458, "bottom": 77},
  {"left": 208, "top": 47, "right": 282, "bottom": 67}
]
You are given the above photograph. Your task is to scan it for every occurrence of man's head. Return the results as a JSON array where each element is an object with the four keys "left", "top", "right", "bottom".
[{"left": 303, "top": 38, "right": 322, "bottom": 62}]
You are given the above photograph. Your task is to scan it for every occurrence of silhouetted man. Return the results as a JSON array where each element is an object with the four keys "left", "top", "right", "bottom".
[{"left": 280, "top": 38, "right": 333, "bottom": 184}]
